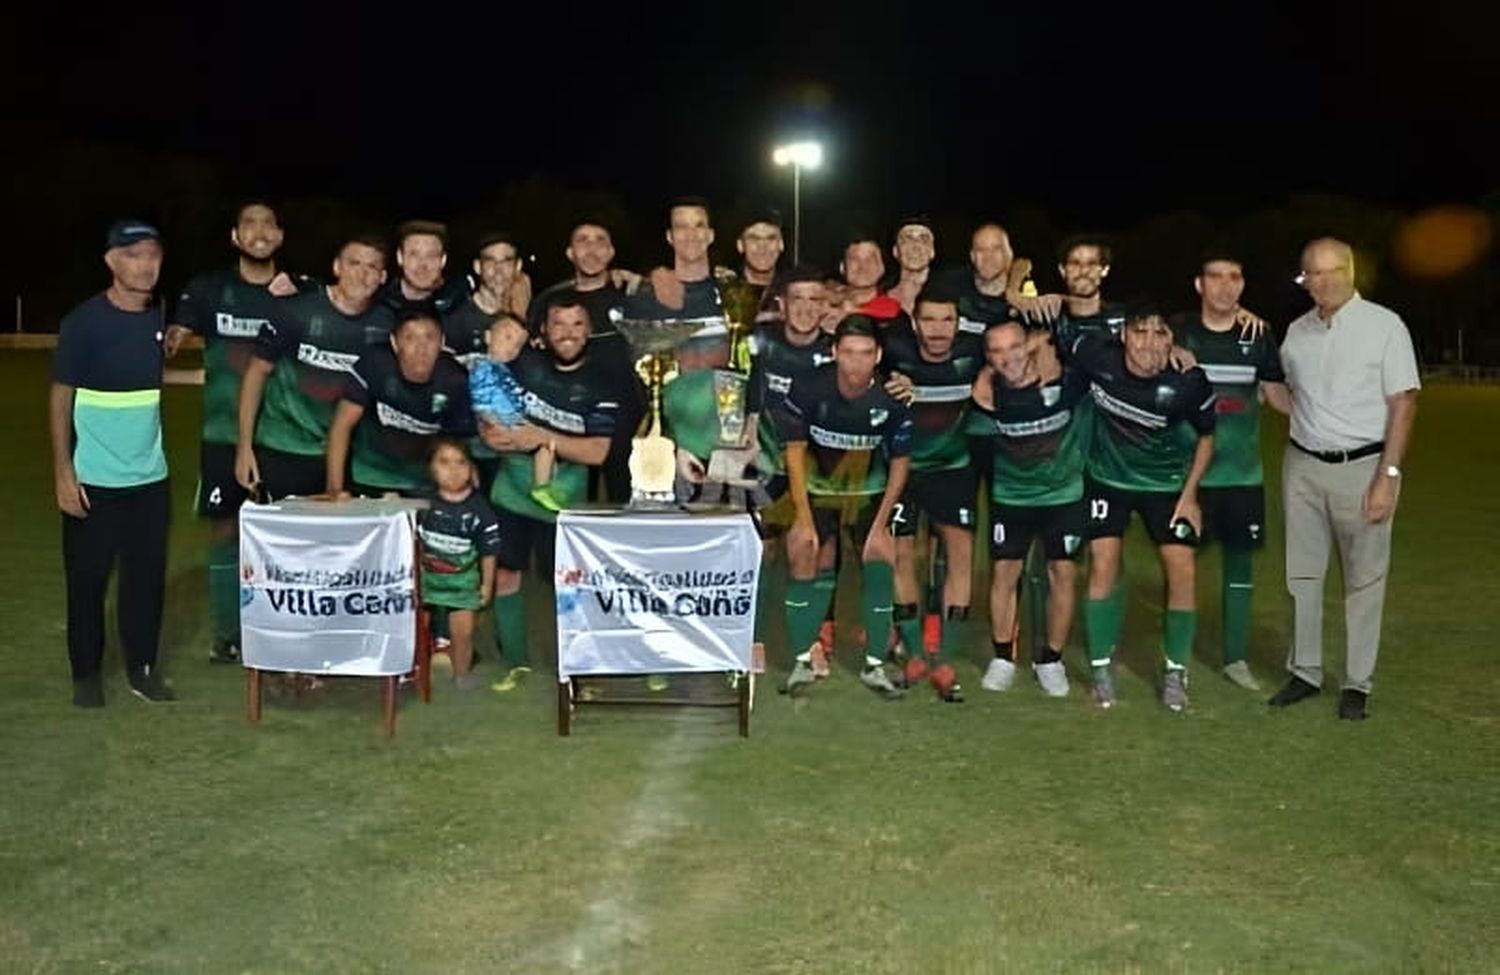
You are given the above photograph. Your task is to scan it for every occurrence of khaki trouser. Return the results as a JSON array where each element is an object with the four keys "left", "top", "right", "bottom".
[{"left": 1282, "top": 447, "right": 1394, "bottom": 694}]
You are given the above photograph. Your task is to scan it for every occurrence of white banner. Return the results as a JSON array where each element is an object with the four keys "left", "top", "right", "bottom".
[
  {"left": 554, "top": 511, "right": 762, "bottom": 679},
  {"left": 239, "top": 500, "right": 422, "bottom": 676}
]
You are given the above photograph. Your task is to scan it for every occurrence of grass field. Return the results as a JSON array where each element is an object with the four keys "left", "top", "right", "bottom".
[{"left": 2, "top": 349, "right": 1498, "bottom": 973}]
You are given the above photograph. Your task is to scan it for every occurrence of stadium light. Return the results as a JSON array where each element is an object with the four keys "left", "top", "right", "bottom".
[{"left": 772, "top": 141, "right": 823, "bottom": 264}]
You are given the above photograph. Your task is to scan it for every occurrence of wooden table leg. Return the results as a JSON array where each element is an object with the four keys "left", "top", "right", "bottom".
[
  {"left": 738, "top": 671, "right": 750, "bottom": 738},
  {"left": 557, "top": 679, "right": 571, "bottom": 736},
  {"left": 383, "top": 676, "right": 397, "bottom": 738},
  {"left": 246, "top": 667, "right": 262, "bottom": 724},
  {"left": 417, "top": 607, "right": 433, "bottom": 703}
]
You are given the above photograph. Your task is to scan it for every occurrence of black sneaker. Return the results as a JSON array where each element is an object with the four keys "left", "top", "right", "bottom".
[
  {"left": 209, "top": 639, "right": 241, "bottom": 665},
  {"left": 1267, "top": 676, "right": 1321, "bottom": 708},
  {"left": 1338, "top": 688, "right": 1368, "bottom": 721},
  {"left": 127, "top": 667, "right": 178, "bottom": 702},
  {"left": 72, "top": 675, "right": 105, "bottom": 709}
]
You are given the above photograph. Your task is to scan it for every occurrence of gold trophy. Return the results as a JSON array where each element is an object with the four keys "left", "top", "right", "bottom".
[{"left": 615, "top": 316, "right": 727, "bottom": 505}]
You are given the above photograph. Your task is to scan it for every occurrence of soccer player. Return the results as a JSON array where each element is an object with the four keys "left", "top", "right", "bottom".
[
  {"left": 379, "top": 220, "right": 478, "bottom": 317},
  {"left": 324, "top": 311, "right": 475, "bottom": 498},
  {"left": 51, "top": 220, "right": 175, "bottom": 706},
  {"left": 477, "top": 296, "right": 617, "bottom": 688},
  {"left": 887, "top": 218, "right": 936, "bottom": 315},
  {"left": 442, "top": 232, "right": 526, "bottom": 367},
  {"left": 969, "top": 320, "right": 1089, "bottom": 696},
  {"left": 235, "top": 235, "right": 394, "bottom": 499},
  {"left": 780, "top": 315, "right": 914, "bottom": 699},
  {"left": 879, "top": 288, "right": 983, "bottom": 700},
  {"left": 839, "top": 235, "right": 907, "bottom": 327},
  {"left": 169, "top": 200, "right": 303, "bottom": 663},
  {"left": 729, "top": 210, "right": 785, "bottom": 319},
  {"left": 1175, "top": 253, "right": 1292, "bottom": 691},
  {"left": 1050, "top": 235, "right": 1128, "bottom": 347},
  {"left": 528, "top": 221, "right": 645, "bottom": 503},
  {"left": 1070, "top": 307, "right": 1217, "bottom": 712}
]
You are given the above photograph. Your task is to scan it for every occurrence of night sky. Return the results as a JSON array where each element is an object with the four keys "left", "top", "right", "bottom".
[{"left": 5, "top": 3, "right": 1499, "bottom": 318}]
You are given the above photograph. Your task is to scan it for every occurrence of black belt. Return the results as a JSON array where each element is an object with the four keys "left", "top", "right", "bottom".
[{"left": 1290, "top": 439, "right": 1384, "bottom": 463}]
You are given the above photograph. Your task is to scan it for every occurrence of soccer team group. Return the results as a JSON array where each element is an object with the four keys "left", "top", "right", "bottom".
[{"left": 146, "top": 197, "right": 1315, "bottom": 714}]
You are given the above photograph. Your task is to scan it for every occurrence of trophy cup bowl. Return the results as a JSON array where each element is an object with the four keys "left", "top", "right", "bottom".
[{"left": 614, "top": 316, "right": 729, "bottom": 506}]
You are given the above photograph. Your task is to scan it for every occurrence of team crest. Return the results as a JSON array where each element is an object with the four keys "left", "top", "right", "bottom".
[
  {"left": 432, "top": 393, "right": 448, "bottom": 412},
  {"left": 812, "top": 352, "right": 835, "bottom": 367},
  {"left": 1041, "top": 385, "right": 1061, "bottom": 407},
  {"left": 1063, "top": 534, "right": 1082, "bottom": 555},
  {"left": 869, "top": 408, "right": 888, "bottom": 427}
]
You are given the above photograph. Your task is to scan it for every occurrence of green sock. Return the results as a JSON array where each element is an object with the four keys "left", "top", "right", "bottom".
[
  {"left": 785, "top": 577, "right": 833, "bottom": 662},
  {"left": 938, "top": 605, "right": 970, "bottom": 663},
  {"left": 860, "top": 560, "right": 895, "bottom": 668},
  {"left": 1085, "top": 585, "right": 1125, "bottom": 666},
  {"left": 893, "top": 602, "right": 921, "bottom": 658},
  {"left": 494, "top": 592, "right": 530, "bottom": 668},
  {"left": 1222, "top": 547, "right": 1254, "bottom": 665},
  {"left": 208, "top": 538, "right": 239, "bottom": 645},
  {"left": 1164, "top": 609, "right": 1197, "bottom": 671}
]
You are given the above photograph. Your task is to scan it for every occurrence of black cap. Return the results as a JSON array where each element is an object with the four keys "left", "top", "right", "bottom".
[{"left": 105, "top": 220, "right": 162, "bottom": 251}]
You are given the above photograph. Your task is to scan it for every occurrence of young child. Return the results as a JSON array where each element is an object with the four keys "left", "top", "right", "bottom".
[
  {"left": 416, "top": 439, "right": 502, "bottom": 690},
  {"left": 469, "top": 312, "right": 561, "bottom": 511}
]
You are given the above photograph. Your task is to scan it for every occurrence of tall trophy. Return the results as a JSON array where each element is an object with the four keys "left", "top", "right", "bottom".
[{"left": 614, "top": 316, "right": 727, "bottom": 506}]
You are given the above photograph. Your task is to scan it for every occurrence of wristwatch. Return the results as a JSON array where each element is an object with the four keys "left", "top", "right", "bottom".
[{"left": 1383, "top": 465, "right": 1402, "bottom": 478}]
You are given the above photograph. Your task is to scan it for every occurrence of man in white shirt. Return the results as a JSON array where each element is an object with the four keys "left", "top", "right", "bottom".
[{"left": 1270, "top": 237, "right": 1419, "bottom": 720}]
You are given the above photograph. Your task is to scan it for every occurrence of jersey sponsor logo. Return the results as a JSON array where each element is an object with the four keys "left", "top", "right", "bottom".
[
  {"left": 958, "top": 317, "right": 986, "bottom": 334},
  {"left": 416, "top": 527, "right": 472, "bottom": 555},
  {"left": 1201, "top": 364, "right": 1258, "bottom": 385},
  {"left": 767, "top": 372, "right": 793, "bottom": 395},
  {"left": 1090, "top": 384, "right": 1167, "bottom": 429},
  {"left": 522, "top": 391, "right": 586, "bottom": 433},
  {"left": 215, "top": 312, "right": 269, "bottom": 339},
  {"left": 296, "top": 343, "right": 360, "bottom": 373},
  {"left": 809, "top": 424, "right": 883, "bottom": 450},
  {"left": 992, "top": 410, "right": 1071, "bottom": 438},
  {"left": 375, "top": 401, "right": 442, "bottom": 435},
  {"left": 911, "top": 383, "right": 973, "bottom": 403}
]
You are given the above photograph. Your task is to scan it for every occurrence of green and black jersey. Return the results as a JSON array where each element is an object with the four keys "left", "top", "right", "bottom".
[
  {"left": 745, "top": 323, "right": 835, "bottom": 478},
  {"left": 780, "top": 371, "right": 914, "bottom": 498},
  {"left": 489, "top": 348, "right": 620, "bottom": 522},
  {"left": 934, "top": 267, "right": 1019, "bottom": 335},
  {"left": 417, "top": 489, "right": 501, "bottom": 610},
  {"left": 343, "top": 347, "right": 474, "bottom": 492},
  {"left": 1174, "top": 316, "right": 1284, "bottom": 488},
  {"left": 527, "top": 280, "right": 628, "bottom": 340},
  {"left": 1070, "top": 334, "right": 1217, "bottom": 493},
  {"left": 1051, "top": 303, "right": 1127, "bottom": 352},
  {"left": 378, "top": 275, "right": 472, "bottom": 320},
  {"left": 176, "top": 268, "right": 309, "bottom": 445},
  {"left": 252, "top": 289, "right": 395, "bottom": 457},
  {"left": 967, "top": 366, "right": 1090, "bottom": 506},
  {"left": 440, "top": 297, "right": 499, "bottom": 370},
  {"left": 878, "top": 327, "right": 983, "bottom": 472}
]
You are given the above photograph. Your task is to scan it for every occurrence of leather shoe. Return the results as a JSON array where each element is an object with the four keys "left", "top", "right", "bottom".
[
  {"left": 1268, "top": 676, "right": 1321, "bottom": 708},
  {"left": 1338, "top": 688, "right": 1368, "bottom": 721}
]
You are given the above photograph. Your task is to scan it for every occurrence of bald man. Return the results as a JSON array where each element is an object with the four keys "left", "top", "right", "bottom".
[{"left": 1270, "top": 238, "right": 1419, "bottom": 721}]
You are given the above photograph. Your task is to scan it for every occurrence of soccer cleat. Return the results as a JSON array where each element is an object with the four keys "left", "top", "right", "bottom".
[
  {"left": 859, "top": 665, "right": 904, "bottom": 699},
  {"left": 808, "top": 641, "right": 832, "bottom": 679},
  {"left": 127, "top": 666, "right": 177, "bottom": 703},
  {"left": 980, "top": 657, "right": 1017, "bottom": 692},
  {"left": 930, "top": 664, "right": 964, "bottom": 703},
  {"left": 209, "top": 639, "right": 241, "bottom": 665},
  {"left": 782, "top": 660, "right": 817, "bottom": 695},
  {"left": 1268, "top": 676, "right": 1321, "bottom": 708},
  {"left": 72, "top": 675, "right": 105, "bottom": 709},
  {"left": 900, "top": 656, "right": 931, "bottom": 689},
  {"left": 529, "top": 484, "right": 566, "bottom": 513},
  {"left": 490, "top": 665, "right": 532, "bottom": 693},
  {"left": 1222, "top": 660, "right": 1260, "bottom": 691},
  {"left": 922, "top": 613, "right": 941, "bottom": 655},
  {"left": 433, "top": 635, "right": 452, "bottom": 651},
  {"left": 1033, "top": 661, "right": 1070, "bottom": 698},
  {"left": 1091, "top": 664, "right": 1116, "bottom": 709},
  {"left": 1162, "top": 669, "right": 1189, "bottom": 713},
  {"left": 1338, "top": 688, "right": 1368, "bottom": 721}
]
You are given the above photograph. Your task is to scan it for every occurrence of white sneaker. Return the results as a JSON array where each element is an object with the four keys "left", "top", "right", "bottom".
[
  {"left": 1034, "top": 661, "right": 1069, "bottom": 698},
  {"left": 1222, "top": 660, "right": 1261, "bottom": 691},
  {"left": 981, "top": 657, "right": 1017, "bottom": 692}
]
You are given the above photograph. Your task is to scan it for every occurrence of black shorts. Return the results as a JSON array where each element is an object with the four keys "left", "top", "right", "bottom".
[
  {"left": 1085, "top": 479, "right": 1198, "bottom": 548},
  {"left": 892, "top": 467, "right": 979, "bottom": 536},
  {"left": 257, "top": 446, "right": 326, "bottom": 502},
  {"left": 496, "top": 506, "right": 556, "bottom": 575},
  {"left": 197, "top": 441, "right": 251, "bottom": 518},
  {"left": 810, "top": 496, "right": 882, "bottom": 549},
  {"left": 990, "top": 499, "right": 1087, "bottom": 561},
  {"left": 1200, "top": 484, "right": 1267, "bottom": 550}
]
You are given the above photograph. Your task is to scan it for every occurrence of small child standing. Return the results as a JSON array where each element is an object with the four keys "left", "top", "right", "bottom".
[
  {"left": 469, "top": 312, "right": 561, "bottom": 510},
  {"left": 417, "top": 439, "right": 502, "bottom": 690}
]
